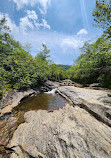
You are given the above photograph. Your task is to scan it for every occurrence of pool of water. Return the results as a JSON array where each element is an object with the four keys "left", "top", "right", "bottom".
[
  {"left": 0, "top": 92, "right": 68, "bottom": 156},
  {"left": 14, "top": 93, "right": 68, "bottom": 112}
]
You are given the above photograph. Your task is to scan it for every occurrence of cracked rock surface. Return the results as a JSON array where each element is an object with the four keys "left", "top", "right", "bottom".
[
  {"left": 57, "top": 86, "right": 111, "bottom": 127},
  {"left": 9, "top": 102, "right": 111, "bottom": 158}
]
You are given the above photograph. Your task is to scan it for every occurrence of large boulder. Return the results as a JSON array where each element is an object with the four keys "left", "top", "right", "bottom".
[
  {"left": 89, "top": 83, "right": 101, "bottom": 87},
  {"left": 42, "top": 80, "right": 59, "bottom": 92},
  {"left": 57, "top": 86, "right": 111, "bottom": 127},
  {"left": 0, "top": 89, "right": 38, "bottom": 107},
  {"left": 59, "top": 79, "right": 74, "bottom": 86},
  {"left": 59, "top": 80, "right": 83, "bottom": 87},
  {"left": 9, "top": 104, "right": 111, "bottom": 158}
]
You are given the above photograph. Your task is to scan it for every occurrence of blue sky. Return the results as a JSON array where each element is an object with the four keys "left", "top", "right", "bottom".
[{"left": 0, "top": 0, "right": 102, "bottom": 65}]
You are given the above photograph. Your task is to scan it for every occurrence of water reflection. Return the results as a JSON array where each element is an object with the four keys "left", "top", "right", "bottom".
[
  {"left": 14, "top": 93, "right": 67, "bottom": 112},
  {"left": 0, "top": 93, "right": 67, "bottom": 157}
]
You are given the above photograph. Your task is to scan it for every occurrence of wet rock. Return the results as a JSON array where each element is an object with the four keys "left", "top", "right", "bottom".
[
  {"left": 87, "top": 83, "right": 108, "bottom": 90},
  {"left": 9, "top": 104, "right": 111, "bottom": 158},
  {"left": 0, "top": 111, "right": 24, "bottom": 158},
  {"left": 0, "top": 112, "right": 24, "bottom": 143},
  {"left": 0, "top": 89, "right": 38, "bottom": 108},
  {"left": 43, "top": 80, "right": 59, "bottom": 91},
  {"left": 74, "top": 83, "right": 83, "bottom": 88},
  {"left": 57, "top": 86, "right": 111, "bottom": 127},
  {"left": 0, "top": 89, "right": 39, "bottom": 117},
  {"left": 89, "top": 83, "right": 100, "bottom": 88}
]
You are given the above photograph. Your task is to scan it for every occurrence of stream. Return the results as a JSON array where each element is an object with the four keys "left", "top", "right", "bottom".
[
  {"left": 0, "top": 89, "right": 67, "bottom": 157},
  {"left": 14, "top": 89, "right": 67, "bottom": 112}
]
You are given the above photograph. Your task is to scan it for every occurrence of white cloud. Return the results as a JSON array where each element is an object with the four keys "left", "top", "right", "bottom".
[
  {"left": 77, "top": 29, "right": 88, "bottom": 36},
  {"left": 20, "top": 16, "right": 34, "bottom": 31},
  {"left": 9, "top": 0, "right": 51, "bottom": 12},
  {"left": 19, "top": 11, "right": 50, "bottom": 31},
  {"left": 19, "top": 11, "right": 51, "bottom": 31},
  {"left": 38, "top": 8, "right": 45, "bottom": 15},
  {"left": 39, "top": 0, "right": 51, "bottom": 11},
  {"left": 26, "top": 10, "right": 38, "bottom": 20},
  {"left": 61, "top": 29, "right": 88, "bottom": 52},
  {"left": 0, "top": 11, "right": 50, "bottom": 33},
  {"left": 19, "top": 10, "right": 39, "bottom": 31},
  {"left": 0, "top": 12, "right": 89, "bottom": 62},
  {"left": 40, "top": 19, "right": 50, "bottom": 30},
  {"left": 61, "top": 38, "right": 82, "bottom": 50}
]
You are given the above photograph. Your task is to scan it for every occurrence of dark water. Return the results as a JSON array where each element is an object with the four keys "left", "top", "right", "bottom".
[
  {"left": 14, "top": 93, "right": 67, "bottom": 112},
  {"left": 0, "top": 92, "right": 67, "bottom": 157}
]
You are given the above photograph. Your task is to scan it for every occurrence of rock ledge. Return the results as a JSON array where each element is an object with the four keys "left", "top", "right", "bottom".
[{"left": 9, "top": 104, "right": 111, "bottom": 158}]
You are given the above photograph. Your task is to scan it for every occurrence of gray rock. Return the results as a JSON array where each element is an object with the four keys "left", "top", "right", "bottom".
[
  {"left": 0, "top": 89, "right": 38, "bottom": 117},
  {"left": 59, "top": 79, "right": 74, "bottom": 86},
  {"left": 0, "top": 89, "right": 38, "bottom": 107},
  {"left": 57, "top": 86, "right": 111, "bottom": 127},
  {"left": 59, "top": 80, "right": 83, "bottom": 87},
  {"left": 89, "top": 83, "right": 100, "bottom": 87},
  {"left": 0, "top": 81, "right": 59, "bottom": 116},
  {"left": 44, "top": 80, "right": 59, "bottom": 90},
  {"left": 9, "top": 104, "right": 111, "bottom": 158}
]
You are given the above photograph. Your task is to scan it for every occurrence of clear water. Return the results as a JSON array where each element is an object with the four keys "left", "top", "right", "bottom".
[
  {"left": 14, "top": 93, "right": 67, "bottom": 112},
  {"left": 0, "top": 92, "right": 67, "bottom": 157}
]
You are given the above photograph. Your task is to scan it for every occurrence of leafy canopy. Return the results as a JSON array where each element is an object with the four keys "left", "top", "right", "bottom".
[
  {"left": 0, "top": 17, "right": 68, "bottom": 98},
  {"left": 68, "top": 35, "right": 111, "bottom": 88},
  {"left": 92, "top": 0, "right": 111, "bottom": 37}
]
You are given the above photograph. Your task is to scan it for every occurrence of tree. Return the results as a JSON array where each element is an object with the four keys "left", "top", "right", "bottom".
[
  {"left": 0, "top": 17, "right": 70, "bottom": 98},
  {"left": 68, "top": 35, "right": 111, "bottom": 88},
  {"left": 92, "top": 0, "right": 111, "bottom": 38},
  {"left": 35, "top": 43, "right": 50, "bottom": 62},
  {"left": 67, "top": 1, "right": 111, "bottom": 88},
  {"left": 34, "top": 44, "right": 51, "bottom": 84},
  {"left": 23, "top": 42, "right": 32, "bottom": 53},
  {"left": 0, "top": 17, "right": 10, "bottom": 33},
  {"left": 48, "top": 63, "right": 64, "bottom": 81},
  {"left": 0, "top": 17, "right": 38, "bottom": 95}
]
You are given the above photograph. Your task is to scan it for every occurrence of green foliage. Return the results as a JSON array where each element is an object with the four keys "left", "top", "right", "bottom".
[
  {"left": 35, "top": 45, "right": 68, "bottom": 82},
  {"left": 48, "top": 63, "right": 66, "bottom": 81},
  {"left": 34, "top": 43, "right": 51, "bottom": 84},
  {"left": 0, "top": 18, "right": 46, "bottom": 97},
  {"left": 0, "top": 17, "right": 11, "bottom": 33},
  {"left": 67, "top": 0, "right": 111, "bottom": 88},
  {"left": 57, "top": 64, "right": 71, "bottom": 70},
  {"left": 35, "top": 43, "right": 50, "bottom": 62},
  {"left": 92, "top": 0, "right": 111, "bottom": 38},
  {"left": 0, "top": 18, "right": 69, "bottom": 98},
  {"left": 68, "top": 35, "right": 111, "bottom": 88}
]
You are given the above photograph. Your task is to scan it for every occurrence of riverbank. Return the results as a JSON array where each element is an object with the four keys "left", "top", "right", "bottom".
[
  {"left": 0, "top": 81, "right": 61, "bottom": 157},
  {"left": 0, "top": 81, "right": 111, "bottom": 157},
  {"left": 8, "top": 85, "right": 111, "bottom": 158},
  {"left": 0, "top": 89, "right": 38, "bottom": 117},
  {"left": 57, "top": 86, "right": 111, "bottom": 127},
  {"left": 0, "top": 81, "right": 59, "bottom": 117}
]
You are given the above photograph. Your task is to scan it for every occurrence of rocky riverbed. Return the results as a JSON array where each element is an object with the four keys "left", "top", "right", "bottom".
[
  {"left": 57, "top": 86, "right": 111, "bottom": 127},
  {"left": 8, "top": 86, "right": 111, "bottom": 158},
  {"left": 0, "top": 81, "right": 59, "bottom": 117},
  {"left": 0, "top": 81, "right": 60, "bottom": 157}
]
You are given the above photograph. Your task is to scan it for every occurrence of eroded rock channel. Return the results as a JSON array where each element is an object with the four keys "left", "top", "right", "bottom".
[
  {"left": 1, "top": 82, "right": 111, "bottom": 158},
  {"left": 0, "top": 83, "right": 67, "bottom": 157}
]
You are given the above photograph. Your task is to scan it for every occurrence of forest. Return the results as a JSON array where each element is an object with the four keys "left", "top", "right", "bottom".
[
  {"left": 69, "top": 0, "right": 111, "bottom": 88},
  {"left": 0, "top": 0, "right": 111, "bottom": 98}
]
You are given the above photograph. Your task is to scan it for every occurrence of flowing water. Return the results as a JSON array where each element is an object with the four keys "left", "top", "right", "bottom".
[{"left": 0, "top": 90, "right": 67, "bottom": 157}]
